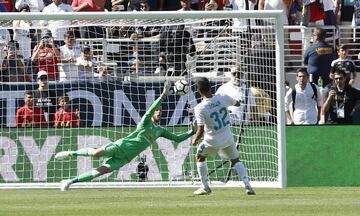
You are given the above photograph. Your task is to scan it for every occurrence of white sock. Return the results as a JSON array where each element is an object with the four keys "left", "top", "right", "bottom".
[
  {"left": 234, "top": 161, "right": 251, "bottom": 188},
  {"left": 196, "top": 162, "right": 209, "bottom": 189}
]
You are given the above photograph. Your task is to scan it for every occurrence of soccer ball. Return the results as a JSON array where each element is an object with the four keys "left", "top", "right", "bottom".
[{"left": 174, "top": 79, "right": 189, "bottom": 96}]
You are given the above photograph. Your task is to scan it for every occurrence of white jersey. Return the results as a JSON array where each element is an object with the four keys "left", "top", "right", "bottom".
[
  {"left": 194, "top": 94, "right": 236, "bottom": 148},
  {"left": 216, "top": 81, "right": 256, "bottom": 125}
]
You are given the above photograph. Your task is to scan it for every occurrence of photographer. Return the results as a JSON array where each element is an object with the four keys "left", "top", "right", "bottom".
[
  {"left": 0, "top": 41, "right": 28, "bottom": 82},
  {"left": 322, "top": 69, "right": 360, "bottom": 124},
  {"left": 31, "top": 31, "right": 60, "bottom": 81}
]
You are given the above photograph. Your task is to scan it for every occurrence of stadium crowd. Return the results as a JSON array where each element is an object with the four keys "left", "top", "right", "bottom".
[{"left": 1, "top": 0, "right": 360, "bottom": 126}]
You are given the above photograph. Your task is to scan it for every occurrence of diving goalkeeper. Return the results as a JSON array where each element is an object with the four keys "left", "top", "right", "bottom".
[{"left": 55, "top": 81, "right": 195, "bottom": 191}]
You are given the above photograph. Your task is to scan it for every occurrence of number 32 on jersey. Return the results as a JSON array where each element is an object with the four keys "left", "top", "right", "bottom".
[{"left": 210, "top": 107, "right": 230, "bottom": 130}]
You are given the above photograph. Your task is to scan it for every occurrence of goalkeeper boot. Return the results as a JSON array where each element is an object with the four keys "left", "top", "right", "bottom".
[
  {"left": 55, "top": 151, "right": 72, "bottom": 160},
  {"left": 193, "top": 187, "right": 212, "bottom": 195},
  {"left": 245, "top": 186, "right": 256, "bottom": 195},
  {"left": 60, "top": 179, "right": 72, "bottom": 191}
]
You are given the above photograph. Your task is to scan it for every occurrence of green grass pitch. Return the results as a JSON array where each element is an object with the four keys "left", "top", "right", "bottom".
[{"left": 1, "top": 187, "right": 360, "bottom": 216}]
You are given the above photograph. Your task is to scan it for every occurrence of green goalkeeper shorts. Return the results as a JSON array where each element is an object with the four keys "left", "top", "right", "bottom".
[{"left": 102, "top": 143, "right": 129, "bottom": 172}]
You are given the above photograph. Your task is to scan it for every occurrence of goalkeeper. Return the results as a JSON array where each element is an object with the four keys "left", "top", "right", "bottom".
[{"left": 55, "top": 81, "right": 195, "bottom": 191}]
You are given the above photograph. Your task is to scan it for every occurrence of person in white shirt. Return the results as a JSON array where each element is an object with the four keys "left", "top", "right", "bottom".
[
  {"left": 223, "top": 0, "right": 257, "bottom": 30},
  {"left": 59, "top": 31, "right": 81, "bottom": 82},
  {"left": 285, "top": 67, "right": 322, "bottom": 125},
  {"left": 41, "top": 0, "right": 73, "bottom": 46},
  {"left": 258, "top": 0, "right": 289, "bottom": 25},
  {"left": 216, "top": 65, "right": 256, "bottom": 126},
  {"left": 191, "top": 77, "right": 255, "bottom": 196},
  {"left": 15, "top": 0, "right": 44, "bottom": 12},
  {"left": 76, "top": 45, "right": 97, "bottom": 81},
  {"left": 0, "top": 29, "right": 11, "bottom": 63}
]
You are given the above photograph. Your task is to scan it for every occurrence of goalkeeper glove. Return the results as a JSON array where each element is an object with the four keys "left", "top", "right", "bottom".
[{"left": 161, "top": 80, "right": 171, "bottom": 98}]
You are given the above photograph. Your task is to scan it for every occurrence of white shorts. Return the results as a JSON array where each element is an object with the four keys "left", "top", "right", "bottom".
[{"left": 196, "top": 142, "right": 239, "bottom": 160}]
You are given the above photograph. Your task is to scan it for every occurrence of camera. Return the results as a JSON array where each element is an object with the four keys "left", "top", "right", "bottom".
[
  {"left": 330, "top": 85, "right": 337, "bottom": 92},
  {"left": 136, "top": 155, "right": 149, "bottom": 182},
  {"left": 42, "top": 37, "right": 52, "bottom": 46}
]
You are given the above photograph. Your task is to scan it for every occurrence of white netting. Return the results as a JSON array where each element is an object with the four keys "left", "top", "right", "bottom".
[{"left": 0, "top": 11, "right": 285, "bottom": 189}]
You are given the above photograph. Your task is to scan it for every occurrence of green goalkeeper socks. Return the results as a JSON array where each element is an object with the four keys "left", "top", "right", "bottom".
[
  {"left": 72, "top": 148, "right": 95, "bottom": 156},
  {"left": 72, "top": 170, "right": 101, "bottom": 183}
]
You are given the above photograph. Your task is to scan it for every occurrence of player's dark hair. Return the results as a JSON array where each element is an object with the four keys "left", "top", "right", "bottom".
[
  {"left": 334, "top": 68, "right": 346, "bottom": 77},
  {"left": 296, "top": 67, "right": 309, "bottom": 77},
  {"left": 313, "top": 28, "right": 326, "bottom": 41},
  {"left": 24, "top": 90, "right": 33, "bottom": 96},
  {"left": 337, "top": 44, "right": 348, "bottom": 52},
  {"left": 197, "top": 77, "right": 211, "bottom": 94}
]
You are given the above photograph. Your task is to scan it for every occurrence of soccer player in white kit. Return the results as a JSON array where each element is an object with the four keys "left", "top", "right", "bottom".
[{"left": 192, "top": 77, "right": 255, "bottom": 195}]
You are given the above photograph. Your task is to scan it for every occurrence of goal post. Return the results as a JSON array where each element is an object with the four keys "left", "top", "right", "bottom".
[{"left": 0, "top": 11, "right": 286, "bottom": 189}]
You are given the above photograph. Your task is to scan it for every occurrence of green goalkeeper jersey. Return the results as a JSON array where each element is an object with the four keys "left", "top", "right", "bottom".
[{"left": 112, "top": 96, "right": 193, "bottom": 161}]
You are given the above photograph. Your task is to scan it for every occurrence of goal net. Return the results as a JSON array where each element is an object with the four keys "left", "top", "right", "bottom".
[{"left": 0, "top": 11, "right": 285, "bottom": 189}]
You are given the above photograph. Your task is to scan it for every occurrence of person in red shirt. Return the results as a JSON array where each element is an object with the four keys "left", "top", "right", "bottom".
[
  {"left": 16, "top": 90, "right": 47, "bottom": 127},
  {"left": 72, "top": 0, "right": 105, "bottom": 11},
  {"left": 31, "top": 31, "right": 60, "bottom": 81},
  {"left": 54, "top": 96, "right": 79, "bottom": 127}
]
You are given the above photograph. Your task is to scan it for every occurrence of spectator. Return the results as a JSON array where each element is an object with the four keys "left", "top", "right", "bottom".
[
  {"left": 303, "top": 27, "right": 336, "bottom": 87},
  {"left": 71, "top": 0, "right": 106, "bottom": 38},
  {"left": 71, "top": 0, "right": 105, "bottom": 11},
  {"left": 197, "top": 0, "right": 230, "bottom": 40},
  {"left": 322, "top": 69, "right": 360, "bottom": 124},
  {"left": 54, "top": 96, "right": 79, "bottom": 127},
  {"left": 128, "top": 0, "right": 161, "bottom": 40},
  {"left": 0, "top": 41, "right": 28, "bottom": 82},
  {"left": 33, "top": 70, "right": 58, "bottom": 125},
  {"left": 289, "top": 0, "right": 302, "bottom": 25},
  {"left": 301, "top": 0, "right": 327, "bottom": 50},
  {"left": 223, "top": 0, "right": 257, "bottom": 57},
  {"left": 330, "top": 44, "right": 356, "bottom": 86},
  {"left": 41, "top": 0, "right": 73, "bottom": 47},
  {"left": 76, "top": 45, "right": 97, "bottom": 81},
  {"left": 178, "top": 0, "right": 192, "bottom": 10},
  {"left": 324, "top": 0, "right": 341, "bottom": 27},
  {"left": 13, "top": 4, "right": 32, "bottom": 73},
  {"left": 111, "top": 0, "right": 133, "bottom": 11},
  {"left": 15, "top": 0, "right": 45, "bottom": 12},
  {"left": 129, "top": 0, "right": 158, "bottom": 11},
  {"left": 94, "top": 65, "right": 114, "bottom": 82},
  {"left": 159, "top": 0, "right": 181, "bottom": 10},
  {"left": 16, "top": 90, "right": 47, "bottom": 127},
  {"left": 59, "top": 31, "right": 81, "bottom": 82},
  {"left": 285, "top": 67, "right": 322, "bottom": 125},
  {"left": 258, "top": 0, "right": 290, "bottom": 25},
  {"left": 0, "top": 28, "right": 10, "bottom": 62},
  {"left": 15, "top": 0, "right": 45, "bottom": 48},
  {"left": 215, "top": 65, "right": 256, "bottom": 126},
  {"left": 223, "top": 0, "right": 257, "bottom": 28},
  {"left": 128, "top": 0, "right": 162, "bottom": 74},
  {"left": 31, "top": 30, "right": 60, "bottom": 81},
  {"left": 159, "top": 24, "right": 196, "bottom": 76}
]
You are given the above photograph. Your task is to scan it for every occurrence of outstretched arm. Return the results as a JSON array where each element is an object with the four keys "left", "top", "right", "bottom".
[
  {"left": 138, "top": 81, "right": 171, "bottom": 126},
  {"left": 161, "top": 127, "right": 195, "bottom": 143}
]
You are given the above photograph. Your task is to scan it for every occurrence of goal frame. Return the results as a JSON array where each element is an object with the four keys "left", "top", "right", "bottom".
[{"left": 0, "top": 11, "right": 286, "bottom": 189}]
